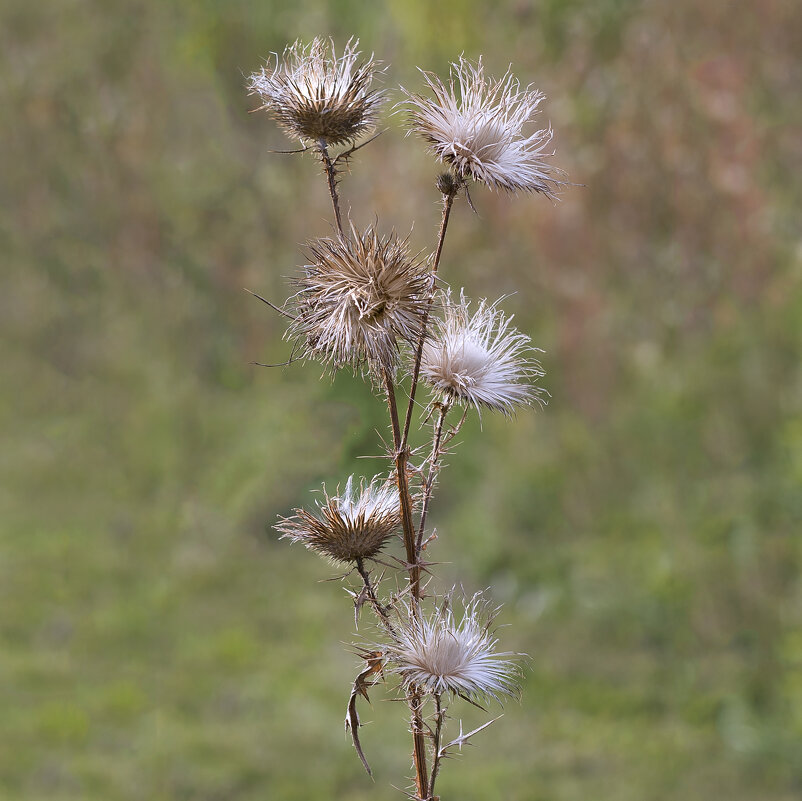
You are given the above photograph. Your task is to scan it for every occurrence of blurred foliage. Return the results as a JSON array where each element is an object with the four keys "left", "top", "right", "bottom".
[{"left": 2, "top": 0, "right": 802, "bottom": 799}]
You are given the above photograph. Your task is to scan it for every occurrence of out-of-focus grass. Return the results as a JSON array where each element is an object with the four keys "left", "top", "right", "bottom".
[{"left": 2, "top": 1, "right": 801, "bottom": 799}]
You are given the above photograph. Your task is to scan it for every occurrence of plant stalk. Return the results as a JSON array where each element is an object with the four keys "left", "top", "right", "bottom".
[
  {"left": 429, "top": 693, "right": 445, "bottom": 798},
  {"left": 318, "top": 140, "right": 345, "bottom": 236},
  {"left": 408, "top": 687, "right": 430, "bottom": 801},
  {"left": 355, "top": 557, "right": 393, "bottom": 632},
  {"left": 402, "top": 185, "right": 457, "bottom": 446},
  {"left": 383, "top": 368, "right": 421, "bottom": 601},
  {"left": 416, "top": 403, "right": 450, "bottom": 554},
  {"left": 383, "top": 368, "right": 430, "bottom": 800}
]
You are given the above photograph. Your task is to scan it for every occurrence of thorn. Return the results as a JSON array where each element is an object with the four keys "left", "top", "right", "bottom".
[
  {"left": 251, "top": 359, "right": 298, "bottom": 368},
  {"left": 244, "top": 288, "right": 296, "bottom": 320},
  {"left": 334, "top": 129, "right": 386, "bottom": 166},
  {"left": 268, "top": 145, "right": 310, "bottom": 155}
]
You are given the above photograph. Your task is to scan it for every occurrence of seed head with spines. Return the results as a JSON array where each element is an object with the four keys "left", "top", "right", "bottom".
[
  {"left": 404, "top": 57, "right": 562, "bottom": 197},
  {"left": 289, "top": 224, "right": 432, "bottom": 375},
  {"left": 275, "top": 476, "right": 401, "bottom": 565},
  {"left": 248, "top": 37, "right": 384, "bottom": 147}
]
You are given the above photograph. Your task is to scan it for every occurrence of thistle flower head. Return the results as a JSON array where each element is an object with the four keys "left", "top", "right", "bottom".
[
  {"left": 289, "top": 225, "right": 432, "bottom": 375},
  {"left": 384, "top": 592, "right": 520, "bottom": 701},
  {"left": 404, "top": 57, "right": 562, "bottom": 197},
  {"left": 275, "top": 475, "right": 401, "bottom": 564},
  {"left": 420, "top": 290, "right": 546, "bottom": 415},
  {"left": 248, "top": 37, "right": 384, "bottom": 146}
]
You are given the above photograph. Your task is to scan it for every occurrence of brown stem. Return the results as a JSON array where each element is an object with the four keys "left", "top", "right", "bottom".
[
  {"left": 402, "top": 186, "right": 457, "bottom": 446},
  {"left": 318, "top": 140, "right": 344, "bottom": 236},
  {"left": 393, "top": 183, "right": 457, "bottom": 801},
  {"left": 408, "top": 687, "right": 430, "bottom": 801},
  {"left": 383, "top": 368, "right": 421, "bottom": 601},
  {"left": 416, "top": 403, "right": 450, "bottom": 554},
  {"left": 429, "top": 693, "right": 445, "bottom": 798},
  {"left": 383, "top": 369, "right": 429, "bottom": 800}
]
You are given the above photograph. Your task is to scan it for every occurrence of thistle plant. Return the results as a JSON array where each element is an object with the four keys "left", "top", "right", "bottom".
[{"left": 248, "top": 38, "right": 565, "bottom": 800}]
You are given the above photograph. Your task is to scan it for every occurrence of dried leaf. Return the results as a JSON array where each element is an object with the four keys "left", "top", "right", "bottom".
[{"left": 345, "top": 650, "right": 385, "bottom": 776}]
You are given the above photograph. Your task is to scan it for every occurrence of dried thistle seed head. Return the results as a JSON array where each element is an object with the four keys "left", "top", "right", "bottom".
[
  {"left": 289, "top": 225, "right": 432, "bottom": 374},
  {"left": 404, "top": 57, "right": 563, "bottom": 197},
  {"left": 420, "top": 290, "right": 546, "bottom": 416},
  {"left": 384, "top": 592, "right": 520, "bottom": 702},
  {"left": 248, "top": 37, "right": 384, "bottom": 146},
  {"left": 275, "top": 475, "right": 401, "bottom": 564}
]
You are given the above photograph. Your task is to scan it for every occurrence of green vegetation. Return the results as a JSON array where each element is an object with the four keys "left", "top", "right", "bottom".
[{"left": 2, "top": 1, "right": 801, "bottom": 799}]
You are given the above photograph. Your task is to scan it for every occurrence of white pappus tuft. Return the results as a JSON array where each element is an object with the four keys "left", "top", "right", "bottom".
[
  {"left": 383, "top": 592, "right": 520, "bottom": 702},
  {"left": 404, "top": 57, "right": 563, "bottom": 197},
  {"left": 420, "top": 290, "right": 546, "bottom": 416}
]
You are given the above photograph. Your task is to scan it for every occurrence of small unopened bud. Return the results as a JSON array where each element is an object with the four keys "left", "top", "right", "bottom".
[{"left": 435, "top": 171, "right": 460, "bottom": 197}]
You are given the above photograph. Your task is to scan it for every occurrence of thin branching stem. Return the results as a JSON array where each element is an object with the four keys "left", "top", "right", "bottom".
[
  {"left": 318, "top": 140, "right": 345, "bottom": 236},
  {"left": 429, "top": 693, "right": 445, "bottom": 798},
  {"left": 416, "top": 402, "right": 450, "bottom": 555},
  {"left": 402, "top": 183, "right": 458, "bottom": 446},
  {"left": 355, "top": 557, "right": 394, "bottom": 633},
  {"left": 408, "top": 687, "right": 430, "bottom": 801}
]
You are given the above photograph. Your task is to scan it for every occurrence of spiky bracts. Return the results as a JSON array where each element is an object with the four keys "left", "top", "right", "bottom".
[
  {"left": 276, "top": 476, "right": 401, "bottom": 564},
  {"left": 420, "top": 291, "right": 546, "bottom": 415},
  {"left": 405, "top": 57, "right": 562, "bottom": 197},
  {"left": 248, "top": 37, "right": 384, "bottom": 146},
  {"left": 288, "top": 225, "right": 432, "bottom": 375},
  {"left": 383, "top": 592, "right": 520, "bottom": 702}
]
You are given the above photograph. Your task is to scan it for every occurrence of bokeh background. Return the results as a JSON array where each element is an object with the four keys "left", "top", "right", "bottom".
[{"left": 3, "top": 0, "right": 802, "bottom": 799}]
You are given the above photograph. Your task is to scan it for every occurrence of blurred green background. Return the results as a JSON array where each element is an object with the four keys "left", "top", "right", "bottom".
[{"left": 2, "top": 0, "right": 801, "bottom": 799}]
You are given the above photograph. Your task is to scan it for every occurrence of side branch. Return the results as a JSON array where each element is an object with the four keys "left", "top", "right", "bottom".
[
  {"left": 429, "top": 693, "right": 445, "bottom": 798},
  {"left": 416, "top": 402, "right": 450, "bottom": 554},
  {"left": 402, "top": 184, "right": 457, "bottom": 445},
  {"left": 355, "top": 557, "right": 394, "bottom": 633}
]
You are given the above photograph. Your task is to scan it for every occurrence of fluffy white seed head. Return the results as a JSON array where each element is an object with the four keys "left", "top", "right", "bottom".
[
  {"left": 405, "top": 57, "right": 562, "bottom": 197},
  {"left": 420, "top": 290, "right": 546, "bottom": 415},
  {"left": 275, "top": 475, "right": 401, "bottom": 564},
  {"left": 289, "top": 225, "right": 432, "bottom": 376},
  {"left": 384, "top": 592, "right": 520, "bottom": 701},
  {"left": 248, "top": 37, "right": 384, "bottom": 146}
]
